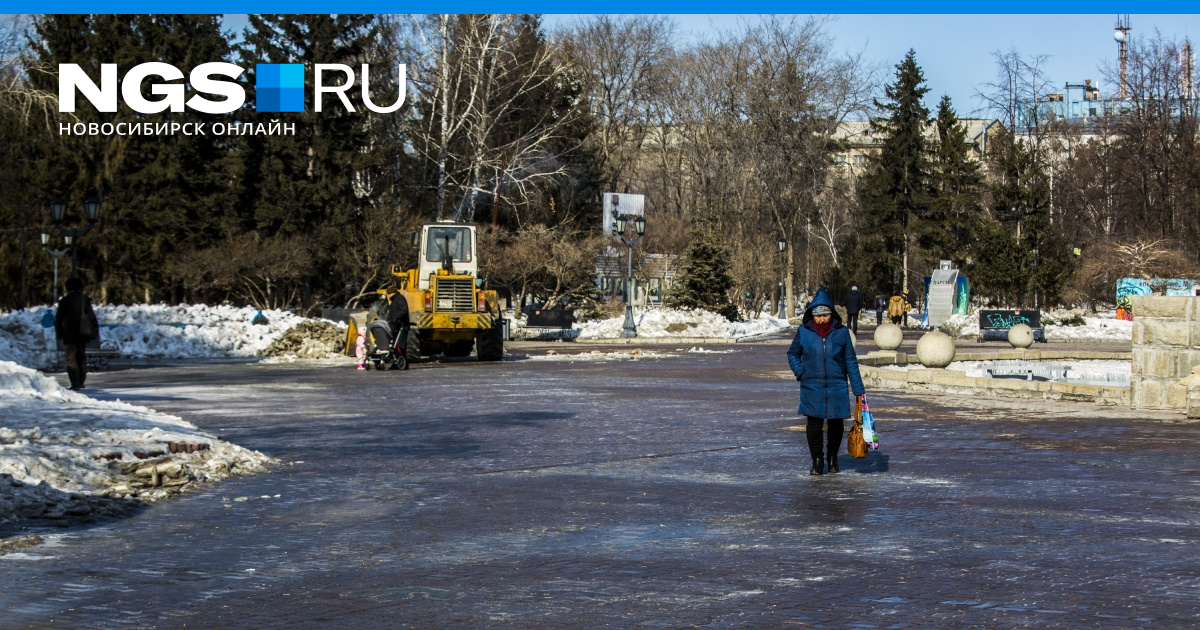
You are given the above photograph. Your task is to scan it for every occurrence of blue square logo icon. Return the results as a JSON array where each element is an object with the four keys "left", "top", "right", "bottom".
[{"left": 256, "top": 64, "right": 305, "bottom": 113}]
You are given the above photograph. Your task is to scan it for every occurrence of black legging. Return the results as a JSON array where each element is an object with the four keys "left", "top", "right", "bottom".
[{"left": 805, "top": 416, "right": 845, "bottom": 461}]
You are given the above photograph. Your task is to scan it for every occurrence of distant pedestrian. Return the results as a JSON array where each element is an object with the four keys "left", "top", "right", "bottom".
[
  {"left": 786, "top": 288, "right": 866, "bottom": 476},
  {"left": 902, "top": 291, "right": 913, "bottom": 327},
  {"left": 874, "top": 293, "right": 886, "bottom": 326},
  {"left": 843, "top": 285, "right": 864, "bottom": 334},
  {"left": 54, "top": 277, "right": 99, "bottom": 391},
  {"left": 887, "top": 290, "right": 906, "bottom": 326}
]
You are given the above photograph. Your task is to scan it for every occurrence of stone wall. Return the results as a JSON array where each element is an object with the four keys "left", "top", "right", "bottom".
[
  {"left": 1130, "top": 296, "right": 1200, "bottom": 413},
  {"left": 855, "top": 350, "right": 1131, "bottom": 407}
]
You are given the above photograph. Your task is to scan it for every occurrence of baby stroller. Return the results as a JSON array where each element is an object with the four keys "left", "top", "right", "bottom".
[{"left": 365, "top": 319, "right": 408, "bottom": 371}]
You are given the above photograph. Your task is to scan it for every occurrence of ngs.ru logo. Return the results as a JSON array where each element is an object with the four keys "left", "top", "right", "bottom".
[{"left": 59, "top": 62, "right": 406, "bottom": 114}]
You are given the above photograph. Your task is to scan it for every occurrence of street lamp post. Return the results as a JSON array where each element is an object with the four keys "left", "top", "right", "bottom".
[
  {"left": 41, "top": 231, "right": 71, "bottom": 302},
  {"left": 777, "top": 238, "right": 787, "bottom": 318},
  {"left": 50, "top": 197, "right": 101, "bottom": 278},
  {"left": 614, "top": 213, "right": 646, "bottom": 338}
]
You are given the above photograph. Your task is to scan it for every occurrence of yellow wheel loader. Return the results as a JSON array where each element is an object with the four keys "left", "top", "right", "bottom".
[{"left": 345, "top": 222, "right": 504, "bottom": 362}]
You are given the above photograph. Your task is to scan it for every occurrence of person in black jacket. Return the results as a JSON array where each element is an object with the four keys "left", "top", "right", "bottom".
[
  {"left": 843, "top": 285, "right": 864, "bottom": 334},
  {"left": 385, "top": 287, "right": 410, "bottom": 352},
  {"left": 54, "top": 277, "right": 100, "bottom": 391}
]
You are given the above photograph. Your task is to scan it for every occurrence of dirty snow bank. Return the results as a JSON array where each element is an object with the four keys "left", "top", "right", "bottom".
[
  {"left": 0, "top": 304, "right": 344, "bottom": 370},
  {"left": 0, "top": 360, "right": 275, "bottom": 529}
]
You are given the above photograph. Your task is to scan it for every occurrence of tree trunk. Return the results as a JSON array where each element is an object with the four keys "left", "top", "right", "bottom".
[
  {"left": 785, "top": 242, "right": 795, "bottom": 319},
  {"left": 436, "top": 14, "right": 450, "bottom": 219}
]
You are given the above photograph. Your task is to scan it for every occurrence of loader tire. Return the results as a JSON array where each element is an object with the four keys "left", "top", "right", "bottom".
[
  {"left": 406, "top": 327, "right": 422, "bottom": 359},
  {"left": 476, "top": 325, "right": 503, "bottom": 362}
]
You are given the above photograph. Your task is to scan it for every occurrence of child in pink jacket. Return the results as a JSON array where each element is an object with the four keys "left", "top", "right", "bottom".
[{"left": 355, "top": 330, "right": 368, "bottom": 370}]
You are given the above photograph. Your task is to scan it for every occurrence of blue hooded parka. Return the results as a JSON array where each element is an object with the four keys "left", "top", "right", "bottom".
[{"left": 786, "top": 288, "right": 865, "bottom": 419}]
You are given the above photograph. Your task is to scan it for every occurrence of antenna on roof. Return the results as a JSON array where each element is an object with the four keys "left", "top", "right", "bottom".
[{"left": 1114, "top": 15, "right": 1132, "bottom": 99}]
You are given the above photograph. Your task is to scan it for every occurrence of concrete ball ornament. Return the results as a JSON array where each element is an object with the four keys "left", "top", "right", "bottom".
[
  {"left": 874, "top": 322, "right": 903, "bottom": 351},
  {"left": 1008, "top": 324, "right": 1035, "bottom": 349},
  {"left": 916, "top": 329, "right": 956, "bottom": 368}
]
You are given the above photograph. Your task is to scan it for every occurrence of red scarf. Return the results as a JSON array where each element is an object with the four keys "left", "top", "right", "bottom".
[{"left": 814, "top": 320, "right": 833, "bottom": 338}]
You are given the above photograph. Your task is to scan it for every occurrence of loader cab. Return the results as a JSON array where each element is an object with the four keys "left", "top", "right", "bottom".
[{"left": 415, "top": 223, "right": 477, "bottom": 290}]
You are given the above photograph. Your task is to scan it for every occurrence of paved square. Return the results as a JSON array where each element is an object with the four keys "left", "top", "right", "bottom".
[{"left": 1, "top": 341, "right": 1196, "bottom": 628}]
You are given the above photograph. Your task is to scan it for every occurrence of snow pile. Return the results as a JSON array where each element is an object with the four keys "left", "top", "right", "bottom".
[
  {"left": 1044, "top": 316, "right": 1132, "bottom": 342},
  {"left": 258, "top": 319, "right": 346, "bottom": 360},
  {"left": 523, "top": 348, "right": 667, "bottom": 361},
  {"left": 938, "top": 314, "right": 979, "bottom": 339},
  {"left": 0, "top": 360, "right": 275, "bottom": 526},
  {"left": 0, "top": 309, "right": 54, "bottom": 369},
  {"left": 95, "top": 303, "right": 308, "bottom": 358},
  {"left": 573, "top": 308, "right": 789, "bottom": 340},
  {"left": 0, "top": 304, "right": 338, "bottom": 370},
  {"left": 937, "top": 310, "right": 1132, "bottom": 342}
]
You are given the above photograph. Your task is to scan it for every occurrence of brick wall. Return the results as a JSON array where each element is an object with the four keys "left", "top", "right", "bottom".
[{"left": 1130, "top": 296, "right": 1200, "bottom": 412}]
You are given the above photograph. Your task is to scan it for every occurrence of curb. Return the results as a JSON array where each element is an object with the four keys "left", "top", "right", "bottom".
[{"left": 565, "top": 337, "right": 740, "bottom": 345}]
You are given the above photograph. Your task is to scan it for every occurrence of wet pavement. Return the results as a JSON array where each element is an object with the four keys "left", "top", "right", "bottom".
[{"left": 1, "top": 339, "right": 1196, "bottom": 628}]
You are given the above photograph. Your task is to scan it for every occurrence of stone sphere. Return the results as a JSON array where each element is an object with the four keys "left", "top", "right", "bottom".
[
  {"left": 1008, "top": 324, "right": 1035, "bottom": 348},
  {"left": 874, "top": 322, "right": 903, "bottom": 350},
  {"left": 916, "top": 330, "right": 956, "bottom": 368}
]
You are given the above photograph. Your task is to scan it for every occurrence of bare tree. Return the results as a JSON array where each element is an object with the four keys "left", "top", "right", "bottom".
[
  {"left": 405, "top": 15, "right": 586, "bottom": 224},
  {"left": 723, "top": 16, "right": 874, "bottom": 313},
  {"left": 336, "top": 203, "right": 426, "bottom": 307},
  {"left": 167, "top": 235, "right": 317, "bottom": 311},
  {"left": 0, "top": 15, "right": 57, "bottom": 124},
  {"left": 976, "top": 49, "right": 1055, "bottom": 139},
  {"left": 560, "top": 15, "right": 675, "bottom": 193},
  {"left": 481, "top": 223, "right": 602, "bottom": 313},
  {"left": 1099, "top": 30, "right": 1200, "bottom": 247}
]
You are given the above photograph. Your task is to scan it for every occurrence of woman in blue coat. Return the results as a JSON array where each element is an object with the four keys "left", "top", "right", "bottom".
[{"left": 787, "top": 288, "right": 865, "bottom": 475}]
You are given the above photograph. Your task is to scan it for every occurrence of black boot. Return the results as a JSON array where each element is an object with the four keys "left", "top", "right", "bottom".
[
  {"left": 810, "top": 458, "right": 824, "bottom": 476},
  {"left": 827, "top": 455, "right": 839, "bottom": 474}
]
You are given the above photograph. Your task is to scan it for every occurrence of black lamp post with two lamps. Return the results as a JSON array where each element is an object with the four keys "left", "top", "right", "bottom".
[
  {"left": 614, "top": 213, "right": 646, "bottom": 338},
  {"left": 40, "top": 231, "right": 71, "bottom": 303},
  {"left": 49, "top": 197, "right": 102, "bottom": 280}
]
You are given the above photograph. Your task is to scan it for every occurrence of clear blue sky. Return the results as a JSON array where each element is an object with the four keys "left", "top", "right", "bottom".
[{"left": 218, "top": 13, "right": 1196, "bottom": 118}]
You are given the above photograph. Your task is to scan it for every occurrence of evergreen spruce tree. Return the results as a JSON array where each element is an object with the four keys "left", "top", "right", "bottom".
[
  {"left": 666, "top": 219, "right": 738, "bottom": 321},
  {"left": 855, "top": 50, "right": 932, "bottom": 293},
  {"left": 928, "top": 95, "right": 984, "bottom": 263},
  {"left": 26, "top": 15, "right": 237, "bottom": 303},
  {"left": 985, "top": 129, "right": 1072, "bottom": 307},
  {"left": 237, "top": 15, "right": 386, "bottom": 304}
]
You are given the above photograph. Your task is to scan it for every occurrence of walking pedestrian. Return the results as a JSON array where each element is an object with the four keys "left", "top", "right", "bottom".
[
  {"left": 786, "top": 288, "right": 866, "bottom": 476},
  {"left": 887, "top": 290, "right": 907, "bottom": 326},
  {"left": 874, "top": 293, "right": 886, "bottom": 326},
  {"left": 54, "top": 277, "right": 99, "bottom": 391},
  {"left": 843, "top": 285, "right": 863, "bottom": 335}
]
